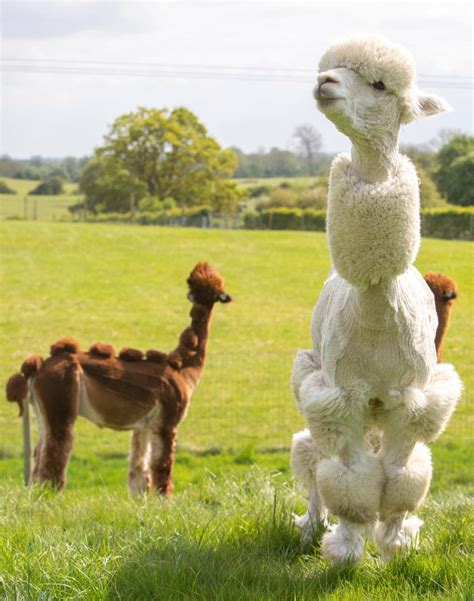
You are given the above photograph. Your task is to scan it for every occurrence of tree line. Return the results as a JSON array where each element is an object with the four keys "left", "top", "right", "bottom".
[{"left": 1, "top": 108, "right": 472, "bottom": 210}]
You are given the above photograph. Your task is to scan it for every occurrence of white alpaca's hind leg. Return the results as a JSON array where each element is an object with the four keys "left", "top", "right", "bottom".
[
  {"left": 290, "top": 429, "right": 327, "bottom": 545},
  {"left": 374, "top": 514, "right": 423, "bottom": 562},
  {"left": 128, "top": 429, "right": 151, "bottom": 496}
]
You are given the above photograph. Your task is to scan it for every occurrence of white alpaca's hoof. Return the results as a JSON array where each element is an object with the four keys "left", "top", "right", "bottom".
[
  {"left": 293, "top": 511, "right": 327, "bottom": 546},
  {"left": 374, "top": 516, "right": 422, "bottom": 561},
  {"left": 321, "top": 523, "right": 365, "bottom": 566}
]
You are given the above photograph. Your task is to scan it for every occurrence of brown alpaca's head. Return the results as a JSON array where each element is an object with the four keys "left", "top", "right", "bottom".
[
  {"left": 424, "top": 272, "right": 458, "bottom": 307},
  {"left": 187, "top": 262, "right": 232, "bottom": 306}
]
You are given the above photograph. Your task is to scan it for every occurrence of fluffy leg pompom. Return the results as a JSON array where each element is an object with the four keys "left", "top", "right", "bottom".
[
  {"left": 322, "top": 520, "right": 366, "bottom": 566},
  {"left": 374, "top": 515, "right": 423, "bottom": 561},
  {"left": 317, "top": 453, "right": 383, "bottom": 524},
  {"left": 379, "top": 442, "right": 432, "bottom": 520},
  {"left": 291, "top": 429, "right": 328, "bottom": 546}
]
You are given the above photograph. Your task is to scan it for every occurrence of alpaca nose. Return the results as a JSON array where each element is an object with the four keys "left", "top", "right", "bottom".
[
  {"left": 314, "top": 70, "right": 340, "bottom": 98},
  {"left": 318, "top": 71, "right": 340, "bottom": 86}
]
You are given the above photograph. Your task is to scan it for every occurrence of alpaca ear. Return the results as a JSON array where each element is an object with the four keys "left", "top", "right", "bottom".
[
  {"left": 401, "top": 92, "right": 451, "bottom": 123},
  {"left": 218, "top": 292, "right": 232, "bottom": 303},
  {"left": 417, "top": 93, "right": 451, "bottom": 117}
]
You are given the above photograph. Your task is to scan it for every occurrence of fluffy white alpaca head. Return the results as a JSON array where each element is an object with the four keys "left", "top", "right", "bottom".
[{"left": 314, "top": 37, "right": 450, "bottom": 149}]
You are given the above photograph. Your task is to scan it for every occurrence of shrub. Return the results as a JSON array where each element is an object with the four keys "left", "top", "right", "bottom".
[
  {"left": 265, "top": 187, "right": 298, "bottom": 208},
  {"left": 248, "top": 185, "right": 272, "bottom": 198},
  {"left": 296, "top": 188, "right": 327, "bottom": 210},
  {"left": 138, "top": 196, "right": 177, "bottom": 212},
  {"left": 29, "top": 177, "right": 64, "bottom": 195},
  {"left": 90, "top": 205, "right": 213, "bottom": 227},
  {"left": 433, "top": 134, "right": 474, "bottom": 206},
  {"left": 301, "top": 209, "right": 326, "bottom": 231},
  {"left": 261, "top": 207, "right": 302, "bottom": 230},
  {"left": 421, "top": 207, "right": 473, "bottom": 240},
  {"left": 0, "top": 180, "right": 16, "bottom": 194},
  {"left": 415, "top": 166, "right": 446, "bottom": 209},
  {"left": 243, "top": 210, "right": 262, "bottom": 229}
]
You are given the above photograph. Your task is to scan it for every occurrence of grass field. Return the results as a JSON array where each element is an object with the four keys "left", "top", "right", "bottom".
[{"left": 1, "top": 222, "right": 472, "bottom": 599}]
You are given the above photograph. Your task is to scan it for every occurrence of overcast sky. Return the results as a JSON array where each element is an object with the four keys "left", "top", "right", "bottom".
[{"left": 1, "top": 0, "right": 473, "bottom": 158}]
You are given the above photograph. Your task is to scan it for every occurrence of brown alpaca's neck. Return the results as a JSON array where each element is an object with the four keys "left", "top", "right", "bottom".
[
  {"left": 434, "top": 300, "right": 453, "bottom": 362},
  {"left": 189, "top": 303, "right": 214, "bottom": 365},
  {"left": 172, "top": 303, "right": 215, "bottom": 387}
]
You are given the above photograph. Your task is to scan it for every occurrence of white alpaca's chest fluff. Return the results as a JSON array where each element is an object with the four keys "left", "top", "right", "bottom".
[
  {"left": 310, "top": 153, "right": 438, "bottom": 399},
  {"left": 311, "top": 269, "right": 438, "bottom": 399}
]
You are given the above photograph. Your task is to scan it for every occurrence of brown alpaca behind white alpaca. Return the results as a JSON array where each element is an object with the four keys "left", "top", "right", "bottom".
[
  {"left": 6, "top": 262, "right": 231, "bottom": 495},
  {"left": 424, "top": 272, "right": 458, "bottom": 363}
]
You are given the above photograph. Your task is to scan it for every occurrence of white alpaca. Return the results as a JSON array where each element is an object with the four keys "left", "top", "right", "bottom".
[{"left": 290, "top": 37, "right": 462, "bottom": 565}]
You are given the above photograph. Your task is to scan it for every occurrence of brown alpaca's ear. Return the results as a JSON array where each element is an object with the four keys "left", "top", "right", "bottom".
[{"left": 218, "top": 293, "right": 232, "bottom": 303}]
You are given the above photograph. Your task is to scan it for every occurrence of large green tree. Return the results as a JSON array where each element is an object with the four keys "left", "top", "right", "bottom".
[
  {"left": 434, "top": 134, "right": 474, "bottom": 206},
  {"left": 83, "top": 106, "right": 238, "bottom": 212},
  {"left": 79, "top": 157, "right": 146, "bottom": 213}
]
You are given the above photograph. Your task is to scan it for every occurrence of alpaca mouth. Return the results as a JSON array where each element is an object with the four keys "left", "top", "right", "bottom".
[{"left": 316, "top": 95, "right": 343, "bottom": 104}]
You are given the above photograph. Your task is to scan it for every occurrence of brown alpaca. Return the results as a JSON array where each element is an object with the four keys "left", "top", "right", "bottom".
[
  {"left": 424, "top": 272, "right": 458, "bottom": 362},
  {"left": 6, "top": 262, "right": 231, "bottom": 494}
]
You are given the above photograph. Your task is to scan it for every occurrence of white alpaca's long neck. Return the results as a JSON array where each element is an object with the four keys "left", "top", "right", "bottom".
[{"left": 350, "top": 134, "right": 400, "bottom": 184}]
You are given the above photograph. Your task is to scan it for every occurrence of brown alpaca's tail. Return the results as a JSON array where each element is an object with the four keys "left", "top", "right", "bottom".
[{"left": 6, "top": 356, "right": 43, "bottom": 417}]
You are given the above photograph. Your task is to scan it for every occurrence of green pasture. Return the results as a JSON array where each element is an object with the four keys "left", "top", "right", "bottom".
[{"left": 0, "top": 222, "right": 472, "bottom": 599}]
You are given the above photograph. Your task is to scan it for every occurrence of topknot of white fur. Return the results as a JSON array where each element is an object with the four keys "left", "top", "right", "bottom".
[{"left": 319, "top": 36, "right": 416, "bottom": 94}]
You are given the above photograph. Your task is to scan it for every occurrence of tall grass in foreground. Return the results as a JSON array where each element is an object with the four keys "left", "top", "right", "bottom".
[{"left": 0, "top": 470, "right": 472, "bottom": 600}]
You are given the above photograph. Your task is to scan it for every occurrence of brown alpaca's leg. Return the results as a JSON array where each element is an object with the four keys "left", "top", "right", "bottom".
[
  {"left": 33, "top": 360, "right": 79, "bottom": 489},
  {"left": 128, "top": 429, "right": 151, "bottom": 496},
  {"left": 149, "top": 426, "right": 178, "bottom": 496},
  {"left": 38, "top": 425, "right": 75, "bottom": 489},
  {"left": 31, "top": 403, "right": 45, "bottom": 483}
]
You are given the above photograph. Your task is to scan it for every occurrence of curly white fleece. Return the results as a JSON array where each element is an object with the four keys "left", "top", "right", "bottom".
[
  {"left": 319, "top": 36, "right": 415, "bottom": 93},
  {"left": 327, "top": 153, "right": 420, "bottom": 289}
]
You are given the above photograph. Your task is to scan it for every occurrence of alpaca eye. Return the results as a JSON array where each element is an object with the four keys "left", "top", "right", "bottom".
[{"left": 372, "top": 81, "right": 385, "bottom": 91}]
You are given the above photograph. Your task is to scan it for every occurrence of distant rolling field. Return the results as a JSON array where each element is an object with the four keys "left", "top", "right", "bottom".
[{"left": 0, "top": 176, "right": 79, "bottom": 221}]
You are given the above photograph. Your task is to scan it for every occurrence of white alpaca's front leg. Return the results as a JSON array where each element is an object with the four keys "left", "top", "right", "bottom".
[
  {"left": 290, "top": 429, "right": 327, "bottom": 546},
  {"left": 297, "top": 374, "right": 384, "bottom": 564},
  {"left": 317, "top": 448, "right": 383, "bottom": 565},
  {"left": 322, "top": 520, "right": 367, "bottom": 566}
]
